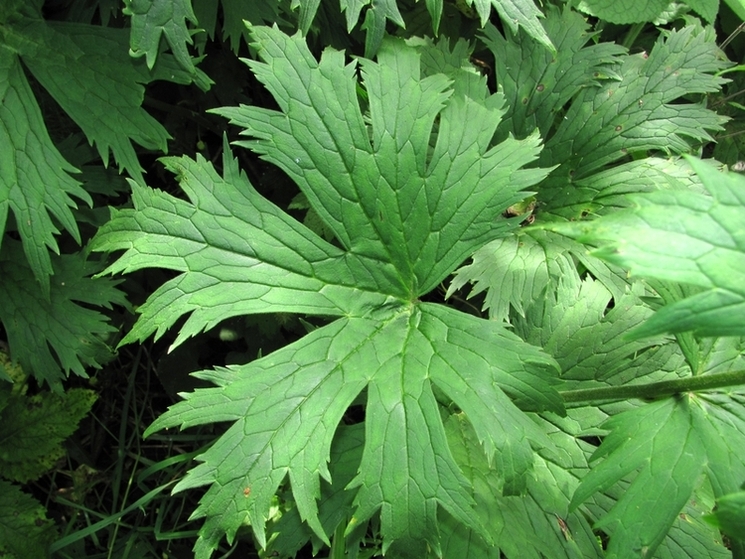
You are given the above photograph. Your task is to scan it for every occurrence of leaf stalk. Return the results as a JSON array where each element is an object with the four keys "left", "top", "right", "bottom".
[{"left": 558, "top": 369, "right": 745, "bottom": 406}]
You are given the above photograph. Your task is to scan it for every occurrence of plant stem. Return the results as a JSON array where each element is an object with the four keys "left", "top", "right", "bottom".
[
  {"left": 559, "top": 369, "right": 745, "bottom": 406},
  {"left": 622, "top": 22, "right": 646, "bottom": 50}
]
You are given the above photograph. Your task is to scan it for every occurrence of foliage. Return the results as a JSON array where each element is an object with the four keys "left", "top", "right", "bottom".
[
  {"left": 0, "top": 350, "right": 95, "bottom": 559},
  {"left": 2, "top": 0, "right": 745, "bottom": 558}
]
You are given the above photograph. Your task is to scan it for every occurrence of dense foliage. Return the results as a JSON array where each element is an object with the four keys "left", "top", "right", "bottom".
[{"left": 2, "top": 0, "right": 745, "bottom": 558}]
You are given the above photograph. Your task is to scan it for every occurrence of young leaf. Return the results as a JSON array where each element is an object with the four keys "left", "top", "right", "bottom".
[
  {"left": 0, "top": 241, "right": 125, "bottom": 390},
  {"left": 553, "top": 156, "right": 745, "bottom": 339},
  {"left": 0, "top": 48, "right": 90, "bottom": 290},
  {"left": 94, "top": 28, "right": 560, "bottom": 557},
  {"left": 123, "top": 0, "right": 198, "bottom": 71}
]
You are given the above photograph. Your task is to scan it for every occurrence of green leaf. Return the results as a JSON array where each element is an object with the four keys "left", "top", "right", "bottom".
[
  {"left": 483, "top": 0, "right": 554, "bottom": 52},
  {"left": 192, "top": 0, "right": 280, "bottom": 52},
  {"left": 0, "top": 385, "right": 97, "bottom": 482},
  {"left": 19, "top": 20, "right": 172, "bottom": 183},
  {"left": 553, "top": 156, "right": 745, "bottom": 339},
  {"left": 360, "top": 0, "right": 406, "bottom": 57},
  {"left": 570, "top": 397, "right": 708, "bottom": 559},
  {"left": 266, "top": 423, "right": 366, "bottom": 558},
  {"left": 0, "top": 480, "right": 56, "bottom": 559},
  {"left": 543, "top": 156, "right": 706, "bottom": 220},
  {"left": 0, "top": 241, "right": 125, "bottom": 389},
  {"left": 217, "top": 28, "right": 548, "bottom": 298},
  {"left": 441, "top": 412, "right": 602, "bottom": 559},
  {"left": 92, "top": 149, "right": 396, "bottom": 350},
  {"left": 123, "top": 0, "right": 198, "bottom": 71},
  {"left": 541, "top": 24, "right": 728, "bottom": 182},
  {"left": 0, "top": 48, "right": 90, "bottom": 289},
  {"left": 572, "top": 0, "right": 669, "bottom": 24},
  {"left": 95, "top": 29, "right": 560, "bottom": 557},
  {"left": 447, "top": 229, "right": 577, "bottom": 321},
  {"left": 724, "top": 0, "right": 745, "bottom": 20},
  {"left": 482, "top": 5, "right": 624, "bottom": 143},
  {"left": 685, "top": 0, "right": 720, "bottom": 22},
  {"left": 707, "top": 488, "right": 745, "bottom": 542},
  {"left": 512, "top": 262, "right": 678, "bottom": 389}
]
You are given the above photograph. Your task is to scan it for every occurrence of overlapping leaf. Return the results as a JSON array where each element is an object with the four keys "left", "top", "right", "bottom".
[
  {"left": 93, "top": 27, "right": 561, "bottom": 557},
  {"left": 17, "top": 20, "right": 172, "bottom": 182},
  {"left": 0, "top": 9, "right": 207, "bottom": 288},
  {"left": 482, "top": 5, "right": 624, "bottom": 143},
  {"left": 123, "top": 0, "right": 198, "bottom": 72},
  {"left": 0, "top": 48, "right": 90, "bottom": 290},
  {"left": 0, "top": 242, "right": 125, "bottom": 390},
  {"left": 440, "top": 413, "right": 601, "bottom": 559},
  {"left": 569, "top": 392, "right": 745, "bottom": 559},
  {"left": 572, "top": 0, "right": 718, "bottom": 24},
  {"left": 539, "top": 24, "right": 728, "bottom": 184},
  {"left": 554, "top": 156, "right": 745, "bottom": 339},
  {"left": 455, "top": 16, "right": 729, "bottom": 325}
]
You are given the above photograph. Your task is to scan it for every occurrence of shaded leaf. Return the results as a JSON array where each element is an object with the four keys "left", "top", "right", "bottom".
[
  {"left": 123, "top": 0, "right": 198, "bottom": 71},
  {"left": 0, "top": 48, "right": 89, "bottom": 289},
  {"left": 0, "top": 241, "right": 124, "bottom": 389},
  {"left": 0, "top": 480, "right": 56, "bottom": 559}
]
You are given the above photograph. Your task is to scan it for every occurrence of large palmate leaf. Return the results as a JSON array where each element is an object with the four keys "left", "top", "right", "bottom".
[{"left": 92, "top": 27, "right": 561, "bottom": 557}]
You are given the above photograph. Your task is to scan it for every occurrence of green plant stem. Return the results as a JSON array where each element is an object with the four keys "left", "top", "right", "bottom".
[
  {"left": 622, "top": 22, "right": 645, "bottom": 50},
  {"left": 559, "top": 369, "right": 745, "bottom": 406}
]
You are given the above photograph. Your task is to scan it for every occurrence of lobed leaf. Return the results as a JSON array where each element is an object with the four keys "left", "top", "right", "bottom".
[
  {"left": 553, "top": 156, "right": 745, "bottom": 339},
  {"left": 440, "top": 412, "right": 602, "bottom": 559},
  {"left": 95, "top": 27, "right": 561, "bottom": 557},
  {"left": 0, "top": 48, "right": 90, "bottom": 290},
  {"left": 123, "top": 0, "right": 198, "bottom": 71},
  {"left": 483, "top": 5, "right": 621, "bottom": 144},
  {"left": 0, "top": 242, "right": 123, "bottom": 390},
  {"left": 570, "top": 397, "right": 709, "bottom": 559},
  {"left": 0, "top": 480, "right": 57, "bottom": 558},
  {"left": 19, "top": 20, "right": 172, "bottom": 183},
  {"left": 541, "top": 24, "right": 728, "bottom": 181},
  {"left": 93, "top": 146, "right": 398, "bottom": 349},
  {"left": 216, "top": 27, "right": 548, "bottom": 298}
]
